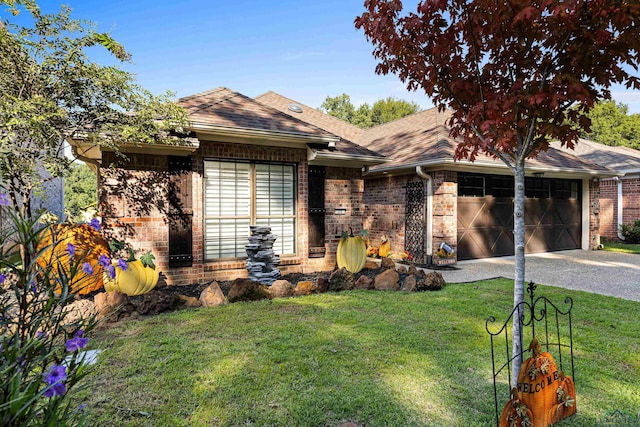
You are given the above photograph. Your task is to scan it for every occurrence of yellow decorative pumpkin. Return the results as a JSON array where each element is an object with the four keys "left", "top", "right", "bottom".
[
  {"left": 379, "top": 235, "right": 391, "bottom": 258},
  {"left": 103, "top": 260, "right": 159, "bottom": 296},
  {"left": 336, "top": 229, "right": 366, "bottom": 273},
  {"left": 37, "top": 223, "right": 109, "bottom": 295}
]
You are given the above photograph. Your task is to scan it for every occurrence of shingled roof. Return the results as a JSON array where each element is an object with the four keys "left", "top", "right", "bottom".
[
  {"left": 178, "top": 87, "right": 337, "bottom": 139},
  {"left": 551, "top": 139, "right": 640, "bottom": 175},
  {"left": 255, "top": 91, "right": 383, "bottom": 159},
  {"left": 355, "top": 107, "right": 614, "bottom": 176}
]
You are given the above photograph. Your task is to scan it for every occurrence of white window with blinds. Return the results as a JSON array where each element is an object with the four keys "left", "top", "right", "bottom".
[{"left": 204, "top": 160, "right": 296, "bottom": 260}]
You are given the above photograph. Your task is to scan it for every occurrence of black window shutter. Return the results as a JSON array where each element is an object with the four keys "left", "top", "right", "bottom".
[
  {"left": 308, "top": 166, "right": 326, "bottom": 258},
  {"left": 168, "top": 156, "right": 193, "bottom": 268}
]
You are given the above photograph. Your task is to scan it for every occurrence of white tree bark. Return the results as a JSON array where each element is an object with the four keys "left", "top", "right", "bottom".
[{"left": 511, "top": 162, "right": 526, "bottom": 387}]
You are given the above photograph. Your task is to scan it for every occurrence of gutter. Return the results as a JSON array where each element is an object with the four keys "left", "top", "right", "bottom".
[
  {"left": 189, "top": 121, "right": 339, "bottom": 146},
  {"left": 308, "top": 148, "right": 388, "bottom": 167},
  {"left": 415, "top": 166, "right": 433, "bottom": 256}
]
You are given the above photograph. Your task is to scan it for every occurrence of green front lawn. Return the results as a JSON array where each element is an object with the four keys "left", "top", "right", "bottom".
[
  {"left": 602, "top": 241, "right": 640, "bottom": 254},
  {"left": 80, "top": 279, "right": 640, "bottom": 426}
]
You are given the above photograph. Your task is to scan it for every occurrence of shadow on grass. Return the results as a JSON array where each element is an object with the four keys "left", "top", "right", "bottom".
[{"left": 80, "top": 280, "right": 639, "bottom": 426}]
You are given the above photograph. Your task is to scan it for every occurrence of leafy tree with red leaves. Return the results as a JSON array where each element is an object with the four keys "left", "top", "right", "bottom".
[{"left": 356, "top": 0, "right": 640, "bottom": 384}]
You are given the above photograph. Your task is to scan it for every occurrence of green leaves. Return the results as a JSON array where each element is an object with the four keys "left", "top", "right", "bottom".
[
  {"left": 91, "top": 33, "right": 131, "bottom": 62},
  {"left": 139, "top": 251, "right": 156, "bottom": 269}
]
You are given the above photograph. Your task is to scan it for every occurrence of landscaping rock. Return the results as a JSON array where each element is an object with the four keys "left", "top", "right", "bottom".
[
  {"left": 199, "top": 282, "right": 228, "bottom": 307},
  {"left": 380, "top": 257, "right": 396, "bottom": 270},
  {"left": 374, "top": 269, "right": 400, "bottom": 291},
  {"left": 268, "top": 280, "right": 294, "bottom": 298},
  {"left": 135, "top": 291, "right": 175, "bottom": 315},
  {"left": 354, "top": 275, "right": 374, "bottom": 290},
  {"left": 328, "top": 268, "right": 355, "bottom": 292},
  {"left": 173, "top": 294, "right": 202, "bottom": 309},
  {"left": 294, "top": 281, "right": 316, "bottom": 296},
  {"left": 94, "top": 291, "right": 128, "bottom": 320},
  {"left": 364, "top": 260, "right": 380, "bottom": 270},
  {"left": 417, "top": 271, "right": 446, "bottom": 291},
  {"left": 397, "top": 265, "right": 408, "bottom": 274},
  {"left": 315, "top": 276, "right": 329, "bottom": 293},
  {"left": 228, "top": 278, "right": 272, "bottom": 303},
  {"left": 408, "top": 264, "right": 419, "bottom": 276},
  {"left": 63, "top": 299, "right": 97, "bottom": 325},
  {"left": 402, "top": 275, "right": 417, "bottom": 292}
]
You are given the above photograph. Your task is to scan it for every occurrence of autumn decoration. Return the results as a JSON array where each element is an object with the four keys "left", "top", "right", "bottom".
[
  {"left": 103, "top": 250, "right": 159, "bottom": 296},
  {"left": 336, "top": 228, "right": 367, "bottom": 273},
  {"left": 378, "top": 234, "right": 391, "bottom": 258},
  {"left": 499, "top": 338, "right": 576, "bottom": 427},
  {"left": 37, "top": 222, "right": 109, "bottom": 295}
]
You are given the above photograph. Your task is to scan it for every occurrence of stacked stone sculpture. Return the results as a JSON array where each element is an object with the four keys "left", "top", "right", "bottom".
[{"left": 245, "top": 226, "right": 281, "bottom": 285}]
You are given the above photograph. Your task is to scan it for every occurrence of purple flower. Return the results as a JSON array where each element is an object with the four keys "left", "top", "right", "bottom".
[
  {"left": 108, "top": 265, "right": 116, "bottom": 279},
  {"left": 0, "top": 193, "right": 9, "bottom": 206},
  {"left": 98, "top": 254, "right": 111, "bottom": 268},
  {"left": 43, "top": 364, "right": 66, "bottom": 397},
  {"left": 89, "top": 218, "right": 101, "bottom": 231},
  {"left": 36, "top": 331, "right": 48, "bottom": 339},
  {"left": 82, "top": 262, "right": 94, "bottom": 275},
  {"left": 67, "top": 243, "right": 76, "bottom": 257},
  {"left": 0, "top": 273, "right": 6, "bottom": 285},
  {"left": 65, "top": 330, "right": 88, "bottom": 352},
  {"left": 117, "top": 258, "right": 128, "bottom": 271},
  {"left": 30, "top": 281, "right": 37, "bottom": 294}
]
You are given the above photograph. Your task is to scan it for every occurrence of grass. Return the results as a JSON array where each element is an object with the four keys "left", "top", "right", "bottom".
[
  {"left": 79, "top": 279, "right": 640, "bottom": 426},
  {"left": 601, "top": 241, "right": 640, "bottom": 254}
]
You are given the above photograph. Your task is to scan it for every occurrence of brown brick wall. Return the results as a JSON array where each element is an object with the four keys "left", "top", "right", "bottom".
[
  {"left": 599, "top": 176, "right": 640, "bottom": 240},
  {"left": 622, "top": 177, "right": 640, "bottom": 226},
  {"left": 99, "top": 143, "right": 365, "bottom": 285},
  {"left": 363, "top": 174, "right": 409, "bottom": 253},
  {"left": 308, "top": 167, "right": 365, "bottom": 272},
  {"left": 598, "top": 178, "right": 617, "bottom": 239},
  {"left": 432, "top": 170, "right": 458, "bottom": 257},
  {"left": 363, "top": 170, "right": 458, "bottom": 258}
]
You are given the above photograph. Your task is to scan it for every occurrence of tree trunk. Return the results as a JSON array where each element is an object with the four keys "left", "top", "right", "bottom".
[{"left": 511, "top": 162, "right": 526, "bottom": 387}]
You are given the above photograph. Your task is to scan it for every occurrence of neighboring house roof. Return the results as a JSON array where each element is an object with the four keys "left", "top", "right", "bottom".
[
  {"left": 551, "top": 139, "right": 640, "bottom": 175},
  {"left": 254, "top": 91, "right": 385, "bottom": 161}
]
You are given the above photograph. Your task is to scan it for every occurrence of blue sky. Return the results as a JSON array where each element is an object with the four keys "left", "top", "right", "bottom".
[{"left": 14, "top": 1, "right": 640, "bottom": 113}]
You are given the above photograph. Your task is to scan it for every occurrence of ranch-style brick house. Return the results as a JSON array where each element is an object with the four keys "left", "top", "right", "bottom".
[{"left": 71, "top": 87, "right": 618, "bottom": 286}]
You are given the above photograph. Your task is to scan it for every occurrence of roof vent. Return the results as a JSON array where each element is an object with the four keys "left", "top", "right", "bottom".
[{"left": 287, "top": 103, "right": 303, "bottom": 113}]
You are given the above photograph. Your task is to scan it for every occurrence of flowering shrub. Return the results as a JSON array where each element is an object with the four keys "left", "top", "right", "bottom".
[{"left": 1, "top": 193, "right": 98, "bottom": 426}]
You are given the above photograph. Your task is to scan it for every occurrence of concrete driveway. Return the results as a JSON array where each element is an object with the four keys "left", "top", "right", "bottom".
[{"left": 434, "top": 249, "right": 640, "bottom": 302}]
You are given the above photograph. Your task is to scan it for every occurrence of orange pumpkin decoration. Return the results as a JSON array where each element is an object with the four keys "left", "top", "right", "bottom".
[
  {"left": 37, "top": 223, "right": 109, "bottom": 295},
  {"left": 499, "top": 388, "right": 534, "bottom": 427},
  {"left": 103, "top": 260, "right": 159, "bottom": 296},
  {"left": 513, "top": 338, "right": 577, "bottom": 427},
  {"left": 548, "top": 372, "right": 577, "bottom": 423}
]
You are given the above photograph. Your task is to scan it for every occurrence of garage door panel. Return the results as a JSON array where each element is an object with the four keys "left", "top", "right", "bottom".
[{"left": 458, "top": 174, "right": 581, "bottom": 260}]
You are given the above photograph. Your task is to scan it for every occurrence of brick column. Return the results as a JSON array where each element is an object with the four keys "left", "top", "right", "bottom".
[{"left": 431, "top": 171, "right": 458, "bottom": 256}]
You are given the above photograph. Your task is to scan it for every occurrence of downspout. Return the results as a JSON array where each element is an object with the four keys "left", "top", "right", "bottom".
[
  {"left": 616, "top": 177, "right": 625, "bottom": 240},
  {"left": 415, "top": 166, "right": 433, "bottom": 257}
]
